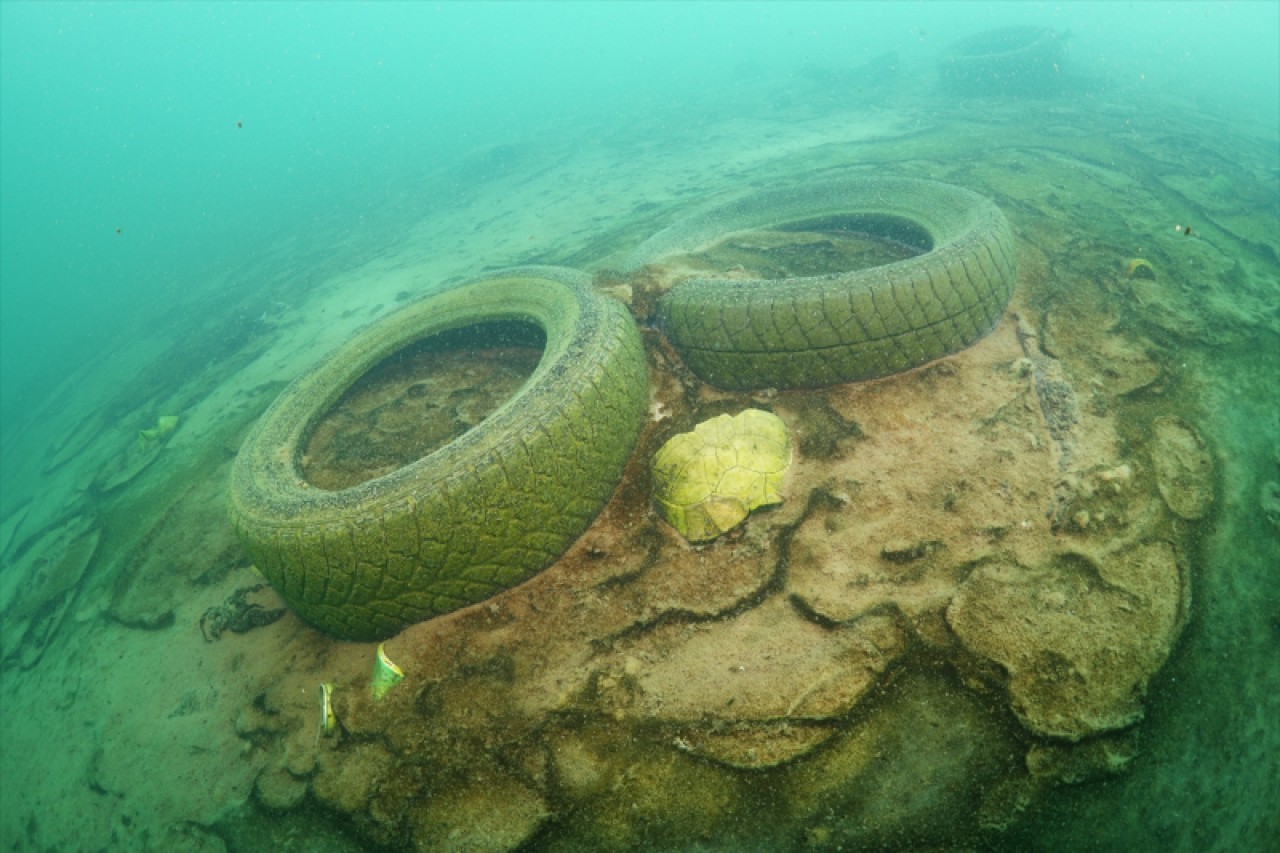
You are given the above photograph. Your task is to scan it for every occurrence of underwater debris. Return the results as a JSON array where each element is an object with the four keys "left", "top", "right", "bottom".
[
  {"left": 650, "top": 409, "right": 792, "bottom": 542},
  {"left": 199, "top": 583, "right": 285, "bottom": 642},
  {"left": 1014, "top": 314, "right": 1079, "bottom": 469},
  {"left": 371, "top": 642, "right": 405, "bottom": 700},
  {"left": 1124, "top": 258, "right": 1157, "bottom": 280},
  {"left": 938, "top": 26, "right": 1069, "bottom": 96},
  {"left": 319, "top": 683, "right": 338, "bottom": 738},
  {"left": 138, "top": 414, "right": 179, "bottom": 450}
]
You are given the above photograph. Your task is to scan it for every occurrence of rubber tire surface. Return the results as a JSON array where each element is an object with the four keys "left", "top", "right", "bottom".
[
  {"left": 229, "top": 267, "right": 649, "bottom": 641},
  {"left": 938, "top": 26, "right": 1067, "bottom": 95},
  {"left": 633, "top": 177, "right": 1016, "bottom": 390}
]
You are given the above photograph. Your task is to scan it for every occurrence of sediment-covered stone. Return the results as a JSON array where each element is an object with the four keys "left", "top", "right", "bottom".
[
  {"left": 947, "top": 541, "right": 1183, "bottom": 739},
  {"left": 781, "top": 670, "right": 1019, "bottom": 848},
  {"left": 613, "top": 597, "right": 905, "bottom": 725},
  {"left": 408, "top": 771, "right": 548, "bottom": 853},
  {"left": 1151, "top": 416, "right": 1215, "bottom": 520},
  {"left": 0, "top": 514, "right": 99, "bottom": 668},
  {"left": 254, "top": 764, "right": 308, "bottom": 811},
  {"left": 311, "top": 743, "right": 393, "bottom": 815}
]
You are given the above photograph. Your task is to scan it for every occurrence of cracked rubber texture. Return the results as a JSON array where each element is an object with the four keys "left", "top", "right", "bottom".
[
  {"left": 228, "top": 267, "right": 649, "bottom": 640},
  {"left": 636, "top": 177, "right": 1016, "bottom": 389}
]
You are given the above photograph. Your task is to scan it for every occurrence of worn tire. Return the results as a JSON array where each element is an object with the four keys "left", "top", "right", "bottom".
[
  {"left": 939, "top": 26, "right": 1067, "bottom": 96},
  {"left": 228, "top": 267, "right": 649, "bottom": 641},
  {"left": 632, "top": 177, "right": 1016, "bottom": 390}
]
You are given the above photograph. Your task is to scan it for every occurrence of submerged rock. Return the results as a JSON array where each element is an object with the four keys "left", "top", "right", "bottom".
[
  {"left": 601, "top": 596, "right": 907, "bottom": 768},
  {"left": 407, "top": 771, "right": 548, "bottom": 853},
  {"left": 0, "top": 514, "right": 99, "bottom": 669},
  {"left": 1150, "top": 416, "right": 1215, "bottom": 520},
  {"left": 947, "top": 542, "right": 1184, "bottom": 740}
]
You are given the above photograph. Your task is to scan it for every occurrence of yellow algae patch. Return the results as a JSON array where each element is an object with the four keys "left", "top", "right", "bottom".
[{"left": 651, "top": 409, "right": 791, "bottom": 542}]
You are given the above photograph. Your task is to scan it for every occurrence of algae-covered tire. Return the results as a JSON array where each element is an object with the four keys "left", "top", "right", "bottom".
[
  {"left": 633, "top": 177, "right": 1016, "bottom": 390},
  {"left": 229, "top": 267, "right": 648, "bottom": 641},
  {"left": 939, "top": 26, "right": 1067, "bottom": 96}
]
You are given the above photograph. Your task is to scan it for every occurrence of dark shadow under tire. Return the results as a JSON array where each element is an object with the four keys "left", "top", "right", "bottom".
[
  {"left": 629, "top": 177, "right": 1017, "bottom": 390},
  {"left": 229, "top": 267, "right": 649, "bottom": 641}
]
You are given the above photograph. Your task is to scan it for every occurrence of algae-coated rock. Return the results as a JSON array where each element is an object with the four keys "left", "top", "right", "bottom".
[
  {"left": 1150, "top": 415, "right": 1214, "bottom": 520},
  {"left": 408, "top": 771, "right": 548, "bottom": 853},
  {"left": 0, "top": 514, "right": 100, "bottom": 667},
  {"left": 255, "top": 764, "right": 308, "bottom": 811},
  {"left": 651, "top": 409, "right": 791, "bottom": 542},
  {"left": 947, "top": 542, "right": 1183, "bottom": 740}
]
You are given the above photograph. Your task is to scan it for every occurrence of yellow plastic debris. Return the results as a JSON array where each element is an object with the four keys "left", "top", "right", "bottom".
[
  {"left": 319, "top": 683, "right": 338, "bottom": 737},
  {"left": 371, "top": 642, "right": 405, "bottom": 701},
  {"left": 651, "top": 409, "right": 792, "bottom": 542},
  {"left": 138, "top": 414, "right": 180, "bottom": 450}
]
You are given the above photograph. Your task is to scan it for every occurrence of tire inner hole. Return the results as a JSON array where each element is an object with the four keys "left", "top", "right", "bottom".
[
  {"left": 300, "top": 320, "right": 545, "bottom": 491},
  {"left": 684, "top": 214, "right": 931, "bottom": 280}
]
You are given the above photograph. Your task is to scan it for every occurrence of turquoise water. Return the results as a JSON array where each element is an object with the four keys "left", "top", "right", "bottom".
[
  {"left": 2, "top": 2, "right": 1277, "bottom": 851},
  {"left": 3, "top": 1, "right": 1276, "bottom": 433}
]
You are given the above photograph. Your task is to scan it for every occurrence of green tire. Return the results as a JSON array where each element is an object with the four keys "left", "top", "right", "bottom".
[
  {"left": 939, "top": 26, "right": 1068, "bottom": 96},
  {"left": 632, "top": 177, "right": 1017, "bottom": 390},
  {"left": 228, "top": 267, "right": 648, "bottom": 641}
]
